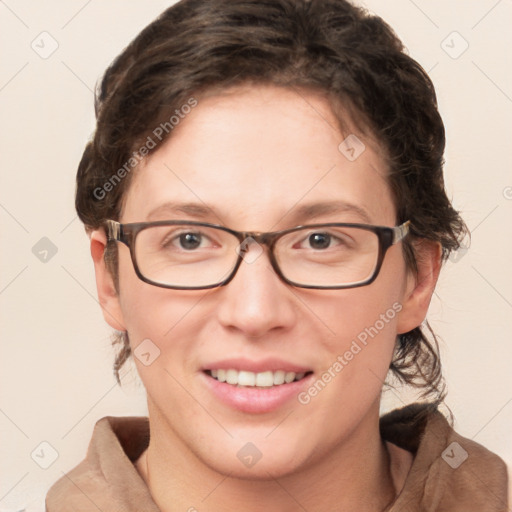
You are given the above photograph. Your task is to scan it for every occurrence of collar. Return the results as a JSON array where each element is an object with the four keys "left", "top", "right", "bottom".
[{"left": 46, "top": 403, "right": 508, "bottom": 511}]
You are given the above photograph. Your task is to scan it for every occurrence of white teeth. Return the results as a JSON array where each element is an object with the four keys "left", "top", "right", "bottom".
[
  {"left": 208, "top": 369, "right": 308, "bottom": 387},
  {"left": 238, "top": 371, "right": 256, "bottom": 386},
  {"left": 226, "top": 369, "right": 238, "bottom": 385},
  {"left": 284, "top": 372, "right": 296, "bottom": 384},
  {"left": 273, "top": 370, "right": 285, "bottom": 385},
  {"left": 255, "top": 371, "right": 274, "bottom": 387}
]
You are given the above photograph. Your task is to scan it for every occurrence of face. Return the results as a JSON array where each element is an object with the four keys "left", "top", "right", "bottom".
[{"left": 92, "top": 84, "right": 436, "bottom": 480}]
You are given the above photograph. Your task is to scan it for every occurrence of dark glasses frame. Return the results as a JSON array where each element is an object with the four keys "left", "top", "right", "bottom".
[{"left": 106, "top": 219, "right": 411, "bottom": 290}]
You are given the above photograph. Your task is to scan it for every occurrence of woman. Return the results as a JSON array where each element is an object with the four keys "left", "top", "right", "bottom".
[{"left": 46, "top": 0, "right": 508, "bottom": 510}]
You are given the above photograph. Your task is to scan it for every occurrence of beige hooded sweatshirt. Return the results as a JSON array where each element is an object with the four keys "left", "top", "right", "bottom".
[{"left": 45, "top": 404, "right": 509, "bottom": 511}]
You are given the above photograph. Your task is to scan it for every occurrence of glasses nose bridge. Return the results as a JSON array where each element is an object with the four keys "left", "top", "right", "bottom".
[
  {"left": 231, "top": 230, "right": 284, "bottom": 287},
  {"left": 239, "top": 230, "right": 277, "bottom": 251}
]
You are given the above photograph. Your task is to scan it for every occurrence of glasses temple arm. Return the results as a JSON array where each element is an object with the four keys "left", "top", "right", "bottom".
[
  {"left": 392, "top": 220, "right": 411, "bottom": 244},
  {"left": 106, "top": 220, "right": 121, "bottom": 241}
]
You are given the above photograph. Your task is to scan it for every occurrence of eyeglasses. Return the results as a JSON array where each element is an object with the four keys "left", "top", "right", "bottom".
[{"left": 106, "top": 219, "right": 410, "bottom": 290}]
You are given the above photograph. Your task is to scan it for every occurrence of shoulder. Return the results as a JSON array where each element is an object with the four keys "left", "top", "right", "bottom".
[
  {"left": 382, "top": 403, "right": 509, "bottom": 512},
  {"left": 45, "top": 416, "right": 154, "bottom": 511}
]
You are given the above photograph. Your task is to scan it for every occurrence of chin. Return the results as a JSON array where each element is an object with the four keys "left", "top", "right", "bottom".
[
  {"left": 191, "top": 432, "right": 313, "bottom": 481},
  {"left": 204, "top": 452, "right": 307, "bottom": 481}
]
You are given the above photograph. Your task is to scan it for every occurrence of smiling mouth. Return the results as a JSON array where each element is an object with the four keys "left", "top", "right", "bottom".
[{"left": 205, "top": 369, "right": 313, "bottom": 387}]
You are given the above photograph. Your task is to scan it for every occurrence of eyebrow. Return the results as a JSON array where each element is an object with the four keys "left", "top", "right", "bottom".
[
  {"left": 147, "top": 202, "right": 220, "bottom": 221},
  {"left": 287, "top": 201, "right": 373, "bottom": 225},
  {"left": 146, "top": 200, "right": 373, "bottom": 225}
]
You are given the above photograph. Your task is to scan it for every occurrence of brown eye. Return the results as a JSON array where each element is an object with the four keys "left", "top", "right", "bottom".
[
  {"left": 308, "top": 233, "right": 331, "bottom": 249},
  {"left": 178, "top": 232, "right": 203, "bottom": 250}
]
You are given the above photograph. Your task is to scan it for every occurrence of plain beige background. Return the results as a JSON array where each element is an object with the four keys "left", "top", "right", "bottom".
[{"left": 1, "top": 0, "right": 511, "bottom": 509}]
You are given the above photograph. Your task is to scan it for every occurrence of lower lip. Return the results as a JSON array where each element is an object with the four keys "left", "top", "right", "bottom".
[{"left": 201, "top": 372, "right": 314, "bottom": 414}]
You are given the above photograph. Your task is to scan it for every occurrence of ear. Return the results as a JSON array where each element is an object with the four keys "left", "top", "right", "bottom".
[
  {"left": 396, "top": 240, "right": 442, "bottom": 334},
  {"left": 90, "top": 229, "right": 126, "bottom": 331}
]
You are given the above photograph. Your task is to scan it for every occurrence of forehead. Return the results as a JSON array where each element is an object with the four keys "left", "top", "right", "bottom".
[{"left": 122, "top": 85, "right": 395, "bottom": 228}]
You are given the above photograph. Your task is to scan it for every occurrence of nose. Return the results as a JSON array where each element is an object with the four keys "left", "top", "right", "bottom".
[{"left": 215, "top": 241, "right": 297, "bottom": 338}]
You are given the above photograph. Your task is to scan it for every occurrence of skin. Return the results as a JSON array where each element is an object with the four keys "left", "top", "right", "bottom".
[{"left": 90, "top": 84, "right": 441, "bottom": 512}]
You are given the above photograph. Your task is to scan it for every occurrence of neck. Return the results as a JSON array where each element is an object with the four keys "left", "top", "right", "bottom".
[{"left": 136, "top": 402, "right": 396, "bottom": 512}]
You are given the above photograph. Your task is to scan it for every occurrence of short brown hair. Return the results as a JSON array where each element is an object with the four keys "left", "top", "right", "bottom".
[{"left": 76, "top": 0, "right": 468, "bottom": 400}]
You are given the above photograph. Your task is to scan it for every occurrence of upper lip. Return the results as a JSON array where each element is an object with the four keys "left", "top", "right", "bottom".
[{"left": 203, "top": 358, "right": 312, "bottom": 373}]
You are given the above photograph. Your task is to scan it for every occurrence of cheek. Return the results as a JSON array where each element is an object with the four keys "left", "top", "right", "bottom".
[
  {"left": 120, "top": 286, "right": 206, "bottom": 351},
  {"left": 119, "top": 287, "right": 211, "bottom": 414},
  {"left": 312, "top": 256, "right": 405, "bottom": 358},
  {"left": 312, "top": 287, "right": 401, "bottom": 380},
  {"left": 293, "top": 293, "right": 401, "bottom": 449},
  {"left": 116, "top": 247, "right": 206, "bottom": 364},
  {"left": 301, "top": 252, "right": 406, "bottom": 408}
]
